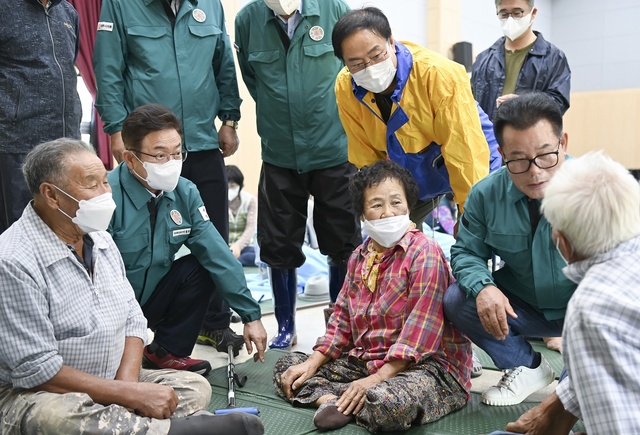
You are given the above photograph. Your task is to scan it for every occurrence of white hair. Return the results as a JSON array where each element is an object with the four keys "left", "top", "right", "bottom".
[{"left": 542, "top": 151, "right": 640, "bottom": 258}]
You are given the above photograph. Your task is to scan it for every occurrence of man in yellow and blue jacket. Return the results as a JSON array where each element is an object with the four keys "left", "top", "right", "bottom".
[{"left": 333, "top": 7, "right": 501, "bottom": 225}]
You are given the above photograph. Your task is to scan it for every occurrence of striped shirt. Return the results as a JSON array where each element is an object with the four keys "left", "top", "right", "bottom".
[
  {"left": 556, "top": 236, "right": 640, "bottom": 434},
  {"left": 314, "top": 228, "right": 472, "bottom": 392},
  {"left": 0, "top": 205, "right": 147, "bottom": 389}
]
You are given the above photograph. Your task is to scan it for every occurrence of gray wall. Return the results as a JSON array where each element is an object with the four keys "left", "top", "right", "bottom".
[
  {"left": 341, "top": 0, "right": 428, "bottom": 45},
  {"left": 552, "top": 0, "right": 640, "bottom": 92}
]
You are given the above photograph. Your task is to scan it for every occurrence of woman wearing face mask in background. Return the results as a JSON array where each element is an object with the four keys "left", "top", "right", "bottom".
[
  {"left": 273, "top": 160, "right": 472, "bottom": 433},
  {"left": 227, "top": 165, "right": 257, "bottom": 267},
  {"left": 332, "top": 7, "right": 502, "bottom": 231}
]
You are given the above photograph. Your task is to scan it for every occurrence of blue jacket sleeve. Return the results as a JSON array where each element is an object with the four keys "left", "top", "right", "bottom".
[
  {"left": 476, "top": 101, "right": 502, "bottom": 172},
  {"left": 544, "top": 51, "right": 571, "bottom": 115}
]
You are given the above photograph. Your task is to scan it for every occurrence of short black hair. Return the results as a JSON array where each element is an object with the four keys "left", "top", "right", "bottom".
[
  {"left": 332, "top": 7, "right": 392, "bottom": 61},
  {"left": 349, "top": 160, "right": 418, "bottom": 216},
  {"left": 122, "top": 104, "right": 182, "bottom": 152},
  {"left": 226, "top": 165, "right": 244, "bottom": 189},
  {"left": 493, "top": 92, "right": 563, "bottom": 147}
]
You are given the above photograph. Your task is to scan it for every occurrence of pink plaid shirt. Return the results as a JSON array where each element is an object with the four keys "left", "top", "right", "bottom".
[{"left": 314, "top": 228, "right": 472, "bottom": 392}]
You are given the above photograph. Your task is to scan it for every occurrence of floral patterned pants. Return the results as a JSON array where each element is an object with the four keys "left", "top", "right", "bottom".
[{"left": 274, "top": 353, "right": 468, "bottom": 433}]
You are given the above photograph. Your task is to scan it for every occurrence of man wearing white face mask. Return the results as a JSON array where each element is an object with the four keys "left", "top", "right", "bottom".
[
  {"left": 108, "top": 105, "right": 268, "bottom": 377},
  {"left": 333, "top": 7, "right": 502, "bottom": 229},
  {"left": 472, "top": 0, "right": 571, "bottom": 120},
  {"left": 0, "top": 139, "right": 267, "bottom": 434}
]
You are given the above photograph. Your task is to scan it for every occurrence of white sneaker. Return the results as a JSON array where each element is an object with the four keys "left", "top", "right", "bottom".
[
  {"left": 481, "top": 355, "right": 555, "bottom": 406},
  {"left": 471, "top": 352, "right": 483, "bottom": 378}
]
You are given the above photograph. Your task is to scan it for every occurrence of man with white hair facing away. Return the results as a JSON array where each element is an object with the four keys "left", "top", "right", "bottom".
[{"left": 501, "top": 151, "right": 640, "bottom": 435}]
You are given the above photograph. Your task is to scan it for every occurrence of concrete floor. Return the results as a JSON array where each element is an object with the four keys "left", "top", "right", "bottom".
[{"left": 190, "top": 304, "right": 558, "bottom": 403}]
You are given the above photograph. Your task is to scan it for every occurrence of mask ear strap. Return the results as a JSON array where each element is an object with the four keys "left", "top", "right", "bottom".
[{"left": 52, "top": 184, "right": 80, "bottom": 203}]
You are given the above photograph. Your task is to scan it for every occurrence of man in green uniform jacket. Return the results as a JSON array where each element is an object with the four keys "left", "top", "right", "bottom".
[
  {"left": 444, "top": 93, "right": 576, "bottom": 407},
  {"left": 94, "top": 0, "right": 245, "bottom": 354},
  {"left": 234, "top": 0, "right": 361, "bottom": 349},
  {"left": 108, "top": 105, "right": 267, "bottom": 376}
]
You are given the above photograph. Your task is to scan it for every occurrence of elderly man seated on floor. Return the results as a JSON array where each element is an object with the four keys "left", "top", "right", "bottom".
[
  {"left": 0, "top": 139, "right": 263, "bottom": 434},
  {"left": 274, "top": 160, "right": 472, "bottom": 433}
]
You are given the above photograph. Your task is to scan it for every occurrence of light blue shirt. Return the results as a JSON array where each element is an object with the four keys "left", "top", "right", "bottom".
[
  {"left": 0, "top": 205, "right": 147, "bottom": 389},
  {"left": 557, "top": 236, "right": 640, "bottom": 434},
  {"left": 274, "top": 0, "right": 303, "bottom": 39}
]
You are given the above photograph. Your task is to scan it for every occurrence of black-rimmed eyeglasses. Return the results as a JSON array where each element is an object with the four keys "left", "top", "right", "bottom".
[
  {"left": 347, "top": 49, "right": 389, "bottom": 73},
  {"left": 504, "top": 142, "right": 561, "bottom": 174},
  {"left": 130, "top": 149, "right": 188, "bottom": 163},
  {"left": 497, "top": 9, "right": 527, "bottom": 19}
]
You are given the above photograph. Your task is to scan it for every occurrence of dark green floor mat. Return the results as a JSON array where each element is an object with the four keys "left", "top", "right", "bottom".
[{"left": 206, "top": 350, "right": 584, "bottom": 434}]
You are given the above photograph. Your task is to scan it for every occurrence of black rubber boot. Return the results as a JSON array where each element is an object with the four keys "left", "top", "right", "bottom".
[
  {"left": 268, "top": 268, "right": 297, "bottom": 349},
  {"left": 328, "top": 261, "right": 348, "bottom": 303}
]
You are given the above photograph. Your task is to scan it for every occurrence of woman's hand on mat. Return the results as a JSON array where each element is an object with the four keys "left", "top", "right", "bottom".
[
  {"left": 476, "top": 285, "right": 518, "bottom": 341},
  {"left": 282, "top": 352, "right": 328, "bottom": 398},
  {"left": 505, "top": 392, "right": 577, "bottom": 434},
  {"left": 336, "top": 374, "right": 382, "bottom": 415},
  {"left": 244, "top": 320, "right": 268, "bottom": 363},
  {"left": 281, "top": 363, "right": 316, "bottom": 398}
]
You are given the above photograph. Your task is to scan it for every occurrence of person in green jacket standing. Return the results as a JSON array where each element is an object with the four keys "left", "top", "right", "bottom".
[
  {"left": 234, "top": 0, "right": 361, "bottom": 349},
  {"left": 108, "top": 104, "right": 267, "bottom": 376},
  {"left": 94, "top": 0, "right": 244, "bottom": 352},
  {"left": 443, "top": 92, "right": 576, "bottom": 407}
]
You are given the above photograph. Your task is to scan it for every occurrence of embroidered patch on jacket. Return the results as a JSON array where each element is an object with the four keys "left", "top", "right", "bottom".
[
  {"left": 192, "top": 9, "right": 206, "bottom": 22},
  {"left": 170, "top": 210, "right": 183, "bottom": 225}
]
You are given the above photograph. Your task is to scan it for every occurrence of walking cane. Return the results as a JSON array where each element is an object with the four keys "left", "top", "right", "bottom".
[{"left": 214, "top": 344, "right": 260, "bottom": 415}]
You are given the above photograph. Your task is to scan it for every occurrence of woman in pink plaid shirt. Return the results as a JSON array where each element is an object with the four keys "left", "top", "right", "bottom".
[{"left": 274, "top": 160, "right": 472, "bottom": 433}]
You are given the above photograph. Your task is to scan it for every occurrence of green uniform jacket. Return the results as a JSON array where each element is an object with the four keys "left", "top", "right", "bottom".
[
  {"left": 108, "top": 164, "right": 260, "bottom": 323},
  {"left": 234, "top": 0, "right": 349, "bottom": 172},
  {"left": 451, "top": 167, "right": 576, "bottom": 320},
  {"left": 94, "top": 0, "right": 241, "bottom": 151}
]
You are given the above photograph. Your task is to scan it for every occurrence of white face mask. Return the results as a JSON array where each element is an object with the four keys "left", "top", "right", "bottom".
[
  {"left": 264, "top": 0, "right": 300, "bottom": 16},
  {"left": 363, "top": 214, "right": 411, "bottom": 248},
  {"left": 500, "top": 12, "right": 533, "bottom": 41},
  {"left": 228, "top": 187, "right": 240, "bottom": 201},
  {"left": 55, "top": 186, "right": 116, "bottom": 233},
  {"left": 351, "top": 55, "right": 397, "bottom": 94},
  {"left": 132, "top": 154, "right": 182, "bottom": 192},
  {"left": 555, "top": 237, "right": 570, "bottom": 265}
]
